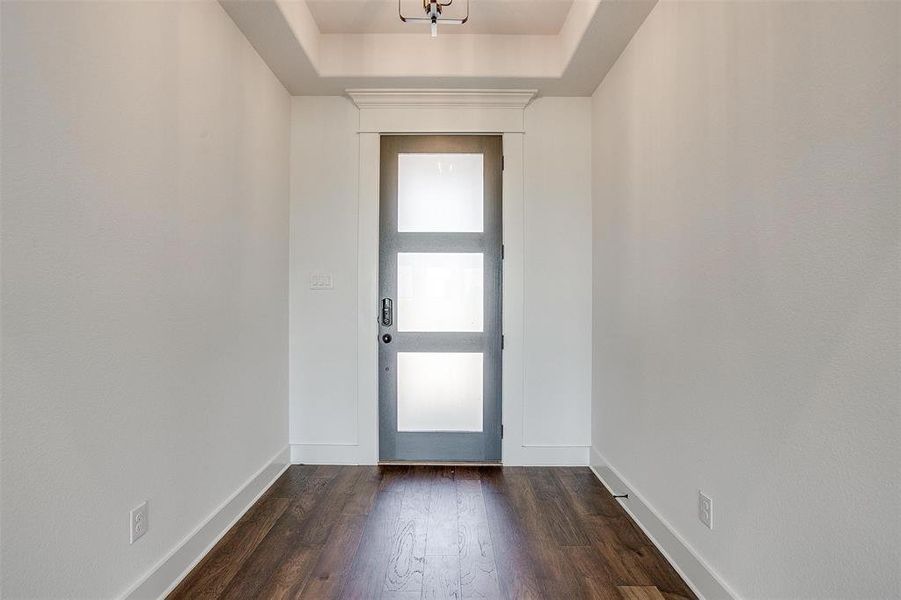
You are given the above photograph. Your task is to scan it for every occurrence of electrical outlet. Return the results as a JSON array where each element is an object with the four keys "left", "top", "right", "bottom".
[
  {"left": 130, "top": 501, "right": 148, "bottom": 544},
  {"left": 310, "top": 272, "right": 334, "bottom": 290},
  {"left": 698, "top": 491, "right": 713, "bottom": 529}
]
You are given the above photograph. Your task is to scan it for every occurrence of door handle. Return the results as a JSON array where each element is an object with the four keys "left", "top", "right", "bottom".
[{"left": 381, "top": 297, "right": 393, "bottom": 327}]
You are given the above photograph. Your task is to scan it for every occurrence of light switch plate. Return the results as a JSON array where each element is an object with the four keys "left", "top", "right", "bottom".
[{"left": 310, "top": 272, "right": 334, "bottom": 290}]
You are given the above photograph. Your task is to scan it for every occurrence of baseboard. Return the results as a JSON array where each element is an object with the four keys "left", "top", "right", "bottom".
[
  {"left": 290, "top": 443, "right": 588, "bottom": 466},
  {"left": 589, "top": 449, "right": 738, "bottom": 600},
  {"left": 122, "top": 446, "right": 290, "bottom": 600},
  {"left": 504, "top": 444, "right": 590, "bottom": 466},
  {"left": 291, "top": 442, "right": 362, "bottom": 464}
]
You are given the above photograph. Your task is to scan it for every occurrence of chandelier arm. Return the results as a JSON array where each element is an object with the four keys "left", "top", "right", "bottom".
[{"left": 449, "top": 0, "right": 468, "bottom": 23}]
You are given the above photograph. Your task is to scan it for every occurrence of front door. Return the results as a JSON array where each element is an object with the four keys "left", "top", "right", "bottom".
[{"left": 378, "top": 135, "right": 502, "bottom": 462}]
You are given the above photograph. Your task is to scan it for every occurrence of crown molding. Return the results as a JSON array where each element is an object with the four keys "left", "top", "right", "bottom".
[{"left": 346, "top": 89, "right": 538, "bottom": 110}]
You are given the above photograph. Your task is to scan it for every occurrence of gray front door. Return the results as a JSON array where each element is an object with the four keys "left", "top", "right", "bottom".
[{"left": 378, "top": 135, "right": 503, "bottom": 462}]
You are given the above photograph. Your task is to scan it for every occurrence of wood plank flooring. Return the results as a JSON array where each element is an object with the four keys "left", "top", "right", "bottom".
[{"left": 169, "top": 466, "right": 696, "bottom": 600}]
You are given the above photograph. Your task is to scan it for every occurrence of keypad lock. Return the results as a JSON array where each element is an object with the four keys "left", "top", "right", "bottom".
[{"left": 381, "top": 297, "right": 393, "bottom": 327}]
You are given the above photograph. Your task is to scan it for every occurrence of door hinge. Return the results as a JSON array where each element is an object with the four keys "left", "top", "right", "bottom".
[
  {"left": 501, "top": 244, "right": 505, "bottom": 259},
  {"left": 501, "top": 424, "right": 504, "bottom": 439},
  {"left": 502, "top": 156, "right": 505, "bottom": 171},
  {"left": 501, "top": 334, "right": 505, "bottom": 349}
]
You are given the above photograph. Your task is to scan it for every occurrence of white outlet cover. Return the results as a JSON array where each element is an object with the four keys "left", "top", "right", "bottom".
[
  {"left": 130, "top": 501, "right": 148, "bottom": 544},
  {"left": 698, "top": 491, "right": 712, "bottom": 529}
]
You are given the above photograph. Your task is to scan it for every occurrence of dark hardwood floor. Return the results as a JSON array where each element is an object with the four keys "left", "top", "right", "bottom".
[{"left": 169, "top": 466, "right": 696, "bottom": 600}]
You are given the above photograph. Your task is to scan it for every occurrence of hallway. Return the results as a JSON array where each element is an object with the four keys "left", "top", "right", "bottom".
[
  {"left": 170, "top": 466, "right": 694, "bottom": 599},
  {"left": 3, "top": 1, "right": 898, "bottom": 597}
]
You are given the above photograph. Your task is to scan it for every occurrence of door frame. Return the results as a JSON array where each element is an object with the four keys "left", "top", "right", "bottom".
[{"left": 348, "top": 89, "right": 542, "bottom": 465}]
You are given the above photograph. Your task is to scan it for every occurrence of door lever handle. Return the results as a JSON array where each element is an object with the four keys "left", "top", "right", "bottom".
[{"left": 381, "top": 297, "right": 393, "bottom": 327}]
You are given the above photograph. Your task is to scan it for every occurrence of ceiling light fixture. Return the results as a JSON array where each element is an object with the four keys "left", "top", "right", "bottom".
[{"left": 399, "top": 0, "right": 469, "bottom": 37}]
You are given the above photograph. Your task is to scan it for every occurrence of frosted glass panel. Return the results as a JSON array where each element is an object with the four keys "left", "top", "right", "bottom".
[
  {"left": 397, "top": 352, "right": 483, "bottom": 432},
  {"left": 397, "top": 253, "right": 483, "bottom": 332},
  {"left": 398, "top": 153, "right": 483, "bottom": 232}
]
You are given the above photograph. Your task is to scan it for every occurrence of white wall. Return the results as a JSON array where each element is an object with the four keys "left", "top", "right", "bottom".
[
  {"left": 289, "top": 97, "right": 592, "bottom": 464},
  {"left": 0, "top": 2, "right": 290, "bottom": 598},
  {"left": 523, "top": 98, "right": 592, "bottom": 447},
  {"left": 591, "top": 2, "right": 899, "bottom": 599},
  {"left": 289, "top": 96, "right": 359, "bottom": 447}
]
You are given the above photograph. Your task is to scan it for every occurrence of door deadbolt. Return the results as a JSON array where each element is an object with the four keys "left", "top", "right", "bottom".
[{"left": 382, "top": 334, "right": 392, "bottom": 344}]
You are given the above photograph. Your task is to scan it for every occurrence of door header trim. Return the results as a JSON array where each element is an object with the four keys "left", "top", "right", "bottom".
[
  {"left": 346, "top": 89, "right": 537, "bottom": 110},
  {"left": 346, "top": 89, "right": 537, "bottom": 133}
]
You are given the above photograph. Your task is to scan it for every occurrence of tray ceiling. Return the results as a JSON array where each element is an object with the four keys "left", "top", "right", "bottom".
[{"left": 220, "top": 0, "right": 656, "bottom": 95}]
